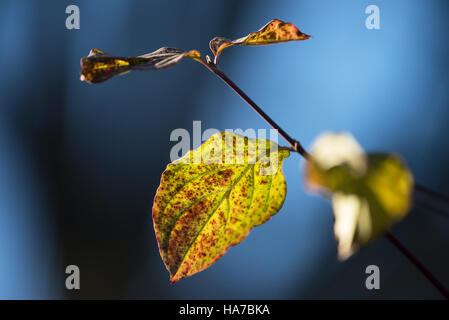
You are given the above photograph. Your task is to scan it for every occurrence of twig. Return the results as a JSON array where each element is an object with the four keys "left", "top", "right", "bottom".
[
  {"left": 196, "top": 56, "right": 449, "bottom": 299},
  {"left": 385, "top": 232, "right": 449, "bottom": 299},
  {"left": 197, "top": 58, "right": 310, "bottom": 160}
]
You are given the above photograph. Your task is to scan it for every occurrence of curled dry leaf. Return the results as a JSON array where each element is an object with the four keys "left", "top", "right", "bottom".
[
  {"left": 153, "top": 132, "right": 290, "bottom": 282},
  {"left": 209, "top": 19, "right": 310, "bottom": 63},
  {"left": 304, "top": 132, "right": 414, "bottom": 260},
  {"left": 80, "top": 47, "right": 201, "bottom": 83}
]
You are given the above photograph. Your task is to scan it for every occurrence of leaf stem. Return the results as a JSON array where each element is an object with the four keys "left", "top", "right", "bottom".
[
  {"left": 198, "top": 58, "right": 310, "bottom": 160},
  {"left": 385, "top": 232, "right": 449, "bottom": 299}
]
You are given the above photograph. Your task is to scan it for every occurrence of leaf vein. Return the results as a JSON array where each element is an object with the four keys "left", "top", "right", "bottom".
[{"left": 172, "top": 164, "right": 254, "bottom": 277}]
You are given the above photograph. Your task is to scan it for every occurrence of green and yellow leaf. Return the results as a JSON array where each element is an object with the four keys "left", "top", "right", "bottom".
[
  {"left": 209, "top": 19, "right": 310, "bottom": 63},
  {"left": 80, "top": 47, "right": 201, "bottom": 83},
  {"left": 152, "top": 132, "right": 290, "bottom": 282},
  {"left": 304, "top": 132, "right": 414, "bottom": 260}
]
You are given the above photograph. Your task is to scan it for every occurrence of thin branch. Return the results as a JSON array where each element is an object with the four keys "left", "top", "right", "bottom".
[
  {"left": 196, "top": 56, "right": 449, "bottom": 299},
  {"left": 198, "top": 58, "right": 449, "bottom": 222},
  {"left": 415, "top": 184, "right": 449, "bottom": 202},
  {"left": 198, "top": 58, "right": 310, "bottom": 160},
  {"left": 385, "top": 232, "right": 449, "bottom": 299}
]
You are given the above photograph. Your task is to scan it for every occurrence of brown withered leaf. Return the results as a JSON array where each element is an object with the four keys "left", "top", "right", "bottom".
[
  {"left": 80, "top": 47, "right": 201, "bottom": 83},
  {"left": 209, "top": 19, "right": 310, "bottom": 63}
]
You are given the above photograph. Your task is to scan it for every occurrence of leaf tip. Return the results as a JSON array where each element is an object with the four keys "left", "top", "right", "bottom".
[
  {"left": 301, "top": 33, "right": 312, "bottom": 40},
  {"left": 88, "top": 48, "right": 108, "bottom": 57},
  {"left": 169, "top": 276, "right": 178, "bottom": 284}
]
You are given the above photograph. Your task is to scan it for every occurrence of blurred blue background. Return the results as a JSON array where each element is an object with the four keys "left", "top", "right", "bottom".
[{"left": 0, "top": 0, "right": 448, "bottom": 299}]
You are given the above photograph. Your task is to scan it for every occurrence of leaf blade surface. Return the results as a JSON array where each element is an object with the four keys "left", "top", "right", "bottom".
[{"left": 153, "top": 132, "right": 290, "bottom": 282}]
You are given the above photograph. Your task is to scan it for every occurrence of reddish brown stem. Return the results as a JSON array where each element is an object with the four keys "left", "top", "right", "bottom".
[{"left": 198, "top": 58, "right": 310, "bottom": 159}]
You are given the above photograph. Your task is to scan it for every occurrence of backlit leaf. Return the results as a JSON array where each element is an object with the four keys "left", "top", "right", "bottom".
[
  {"left": 153, "top": 132, "right": 290, "bottom": 282},
  {"left": 209, "top": 19, "right": 310, "bottom": 63},
  {"left": 80, "top": 47, "right": 201, "bottom": 83},
  {"left": 304, "top": 132, "right": 414, "bottom": 260}
]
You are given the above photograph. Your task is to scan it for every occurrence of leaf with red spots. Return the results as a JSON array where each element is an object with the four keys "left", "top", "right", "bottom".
[
  {"left": 209, "top": 19, "right": 310, "bottom": 64},
  {"left": 80, "top": 47, "right": 201, "bottom": 83},
  {"left": 152, "top": 132, "right": 290, "bottom": 283}
]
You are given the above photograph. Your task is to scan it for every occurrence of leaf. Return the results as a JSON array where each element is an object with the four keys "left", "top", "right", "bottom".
[
  {"left": 80, "top": 47, "right": 201, "bottom": 83},
  {"left": 304, "top": 132, "right": 414, "bottom": 260},
  {"left": 209, "top": 19, "right": 310, "bottom": 63},
  {"left": 152, "top": 132, "right": 290, "bottom": 282}
]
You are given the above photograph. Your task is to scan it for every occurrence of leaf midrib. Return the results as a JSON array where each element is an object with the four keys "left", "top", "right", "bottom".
[{"left": 171, "top": 163, "right": 255, "bottom": 278}]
